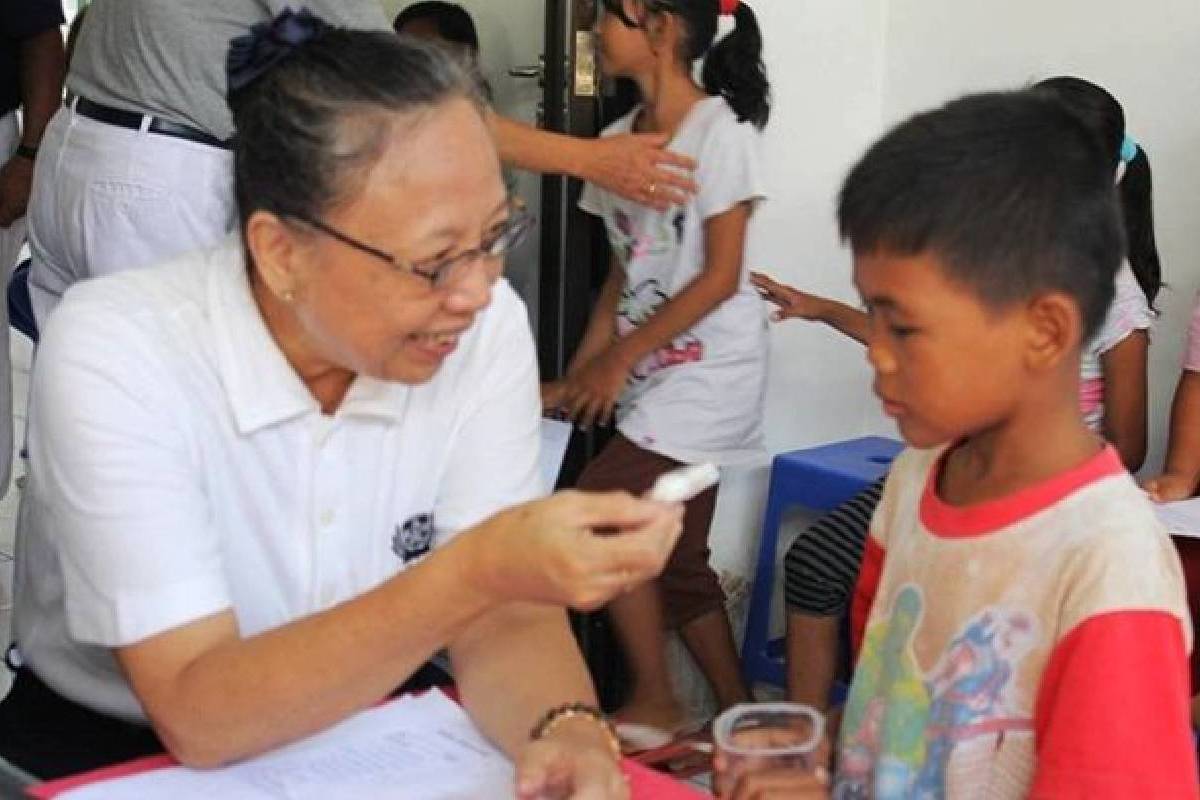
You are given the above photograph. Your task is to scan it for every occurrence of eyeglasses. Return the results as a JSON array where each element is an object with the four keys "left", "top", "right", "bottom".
[{"left": 288, "top": 198, "right": 534, "bottom": 288}]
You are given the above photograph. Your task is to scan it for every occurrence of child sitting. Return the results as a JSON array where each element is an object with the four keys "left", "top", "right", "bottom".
[{"left": 722, "top": 88, "right": 1196, "bottom": 799}]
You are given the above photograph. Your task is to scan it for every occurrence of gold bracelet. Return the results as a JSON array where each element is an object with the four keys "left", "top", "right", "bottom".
[{"left": 530, "top": 702, "right": 622, "bottom": 761}]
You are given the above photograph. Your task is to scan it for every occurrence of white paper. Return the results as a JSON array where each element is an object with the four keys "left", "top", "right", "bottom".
[
  {"left": 1155, "top": 497, "right": 1200, "bottom": 539},
  {"left": 539, "top": 418, "right": 573, "bottom": 493},
  {"left": 61, "top": 690, "right": 515, "bottom": 800}
]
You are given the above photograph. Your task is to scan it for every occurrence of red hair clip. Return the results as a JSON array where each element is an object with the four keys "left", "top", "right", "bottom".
[{"left": 719, "top": 0, "right": 740, "bottom": 14}]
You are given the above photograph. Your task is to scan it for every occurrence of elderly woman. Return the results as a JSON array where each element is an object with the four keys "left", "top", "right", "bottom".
[{"left": 0, "top": 13, "right": 682, "bottom": 797}]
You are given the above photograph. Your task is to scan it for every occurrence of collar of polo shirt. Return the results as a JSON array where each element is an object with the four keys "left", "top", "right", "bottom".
[{"left": 207, "top": 235, "right": 414, "bottom": 434}]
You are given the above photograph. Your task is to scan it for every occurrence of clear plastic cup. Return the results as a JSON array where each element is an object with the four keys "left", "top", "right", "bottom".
[{"left": 712, "top": 702, "right": 825, "bottom": 795}]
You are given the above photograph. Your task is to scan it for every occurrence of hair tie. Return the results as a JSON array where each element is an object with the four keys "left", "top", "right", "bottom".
[
  {"left": 719, "top": 0, "right": 740, "bottom": 15},
  {"left": 227, "top": 8, "right": 331, "bottom": 93},
  {"left": 1120, "top": 133, "right": 1139, "bottom": 164}
]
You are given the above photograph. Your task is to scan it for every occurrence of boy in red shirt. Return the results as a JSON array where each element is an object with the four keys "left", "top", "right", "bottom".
[{"left": 720, "top": 89, "right": 1197, "bottom": 799}]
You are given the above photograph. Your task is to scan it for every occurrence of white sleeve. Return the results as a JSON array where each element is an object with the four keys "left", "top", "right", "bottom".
[
  {"left": 1093, "top": 262, "right": 1154, "bottom": 356},
  {"left": 30, "top": 303, "right": 231, "bottom": 647},
  {"left": 695, "top": 114, "right": 767, "bottom": 221},
  {"left": 578, "top": 180, "right": 605, "bottom": 218},
  {"left": 432, "top": 284, "right": 543, "bottom": 543}
]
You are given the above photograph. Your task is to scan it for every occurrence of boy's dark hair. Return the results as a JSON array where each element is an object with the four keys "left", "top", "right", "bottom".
[
  {"left": 838, "top": 90, "right": 1124, "bottom": 342},
  {"left": 393, "top": 2, "right": 481, "bottom": 55}
]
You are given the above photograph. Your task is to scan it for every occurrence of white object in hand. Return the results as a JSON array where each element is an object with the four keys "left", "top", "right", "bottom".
[{"left": 648, "top": 463, "right": 720, "bottom": 503}]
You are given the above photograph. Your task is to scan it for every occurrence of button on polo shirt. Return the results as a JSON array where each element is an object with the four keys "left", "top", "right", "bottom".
[{"left": 13, "top": 236, "right": 542, "bottom": 722}]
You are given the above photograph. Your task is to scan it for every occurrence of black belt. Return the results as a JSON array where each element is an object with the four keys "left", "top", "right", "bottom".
[{"left": 65, "top": 92, "right": 231, "bottom": 150}]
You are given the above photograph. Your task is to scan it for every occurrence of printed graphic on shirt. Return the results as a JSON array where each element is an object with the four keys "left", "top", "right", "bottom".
[
  {"left": 393, "top": 513, "right": 435, "bottom": 564},
  {"left": 836, "top": 585, "right": 1037, "bottom": 799},
  {"left": 617, "top": 278, "right": 706, "bottom": 387},
  {"left": 608, "top": 207, "right": 684, "bottom": 267}
]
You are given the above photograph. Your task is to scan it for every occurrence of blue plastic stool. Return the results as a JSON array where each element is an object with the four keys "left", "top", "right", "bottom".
[{"left": 741, "top": 435, "right": 904, "bottom": 689}]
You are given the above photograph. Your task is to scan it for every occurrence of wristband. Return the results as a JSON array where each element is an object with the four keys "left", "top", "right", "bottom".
[
  {"left": 14, "top": 144, "right": 37, "bottom": 161},
  {"left": 530, "top": 702, "right": 621, "bottom": 760}
]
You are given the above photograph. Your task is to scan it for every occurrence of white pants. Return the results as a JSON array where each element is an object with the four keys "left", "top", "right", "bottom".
[
  {"left": 0, "top": 112, "right": 21, "bottom": 496},
  {"left": 26, "top": 104, "right": 236, "bottom": 328}
]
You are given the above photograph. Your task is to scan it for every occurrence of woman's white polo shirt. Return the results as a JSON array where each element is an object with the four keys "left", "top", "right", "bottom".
[{"left": 13, "top": 236, "right": 542, "bottom": 722}]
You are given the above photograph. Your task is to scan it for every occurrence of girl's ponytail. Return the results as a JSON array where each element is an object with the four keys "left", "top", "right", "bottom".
[
  {"left": 1032, "top": 76, "right": 1163, "bottom": 308},
  {"left": 1119, "top": 145, "right": 1162, "bottom": 306},
  {"left": 701, "top": 3, "right": 771, "bottom": 129}
]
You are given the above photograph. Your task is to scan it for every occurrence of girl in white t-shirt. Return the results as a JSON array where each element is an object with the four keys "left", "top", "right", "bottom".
[{"left": 543, "top": 0, "right": 770, "bottom": 741}]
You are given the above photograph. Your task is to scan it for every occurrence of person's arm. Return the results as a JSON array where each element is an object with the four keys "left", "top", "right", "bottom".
[
  {"left": 0, "top": 26, "right": 66, "bottom": 226},
  {"left": 1098, "top": 330, "right": 1148, "bottom": 472},
  {"left": 568, "top": 255, "right": 625, "bottom": 375},
  {"left": 1030, "top": 611, "right": 1198, "bottom": 798},
  {"left": 491, "top": 113, "right": 696, "bottom": 211},
  {"left": 118, "top": 490, "right": 682, "bottom": 768},
  {"left": 452, "top": 602, "right": 625, "bottom": 799},
  {"left": 118, "top": 534, "right": 495, "bottom": 767},
  {"left": 1144, "top": 370, "right": 1200, "bottom": 502},
  {"left": 849, "top": 537, "right": 885, "bottom": 657},
  {"left": 751, "top": 272, "right": 869, "bottom": 345},
  {"left": 563, "top": 203, "right": 751, "bottom": 428},
  {"left": 542, "top": 256, "right": 624, "bottom": 413}
]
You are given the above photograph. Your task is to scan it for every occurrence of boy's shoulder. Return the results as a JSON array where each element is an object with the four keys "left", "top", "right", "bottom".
[
  {"left": 882, "top": 444, "right": 1188, "bottom": 635},
  {"left": 1050, "top": 472, "right": 1188, "bottom": 634}
]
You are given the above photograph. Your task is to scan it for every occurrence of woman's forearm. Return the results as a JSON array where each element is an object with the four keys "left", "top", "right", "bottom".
[
  {"left": 452, "top": 603, "right": 601, "bottom": 758},
  {"left": 492, "top": 113, "right": 588, "bottom": 179},
  {"left": 119, "top": 531, "right": 497, "bottom": 768}
]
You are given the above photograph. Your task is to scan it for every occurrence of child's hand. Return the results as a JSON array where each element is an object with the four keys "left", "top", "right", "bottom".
[
  {"left": 751, "top": 272, "right": 830, "bottom": 323},
  {"left": 562, "top": 351, "right": 630, "bottom": 430},
  {"left": 1143, "top": 471, "right": 1198, "bottom": 503},
  {"left": 541, "top": 380, "right": 569, "bottom": 415},
  {"left": 718, "top": 767, "right": 831, "bottom": 799},
  {"left": 713, "top": 732, "right": 832, "bottom": 799}
]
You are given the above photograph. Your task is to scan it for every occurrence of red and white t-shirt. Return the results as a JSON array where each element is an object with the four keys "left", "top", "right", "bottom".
[{"left": 839, "top": 445, "right": 1197, "bottom": 799}]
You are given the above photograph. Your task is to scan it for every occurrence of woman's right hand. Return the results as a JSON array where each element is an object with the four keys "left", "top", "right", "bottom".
[
  {"left": 750, "top": 272, "right": 830, "bottom": 324},
  {"left": 1143, "top": 471, "right": 1199, "bottom": 503},
  {"left": 467, "top": 491, "right": 685, "bottom": 611}
]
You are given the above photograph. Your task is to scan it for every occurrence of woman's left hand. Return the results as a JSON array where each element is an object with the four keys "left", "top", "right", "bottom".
[
  {"left": 516, "top": 736, "right": 628, "bottom": 800},
  {"left": 562, "top": 350, "right": 631, "bottom": 429},
  {"left": 584, "top": 132, "right": 697, "bottom": 212}
]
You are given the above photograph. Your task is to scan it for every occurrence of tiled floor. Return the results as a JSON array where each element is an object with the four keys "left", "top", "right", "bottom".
[{"left": 0, "top": 329, "right": 34, "bottom": 702}]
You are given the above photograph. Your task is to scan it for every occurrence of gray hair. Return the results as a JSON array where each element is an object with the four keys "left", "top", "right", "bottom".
[{"left": 228, "top": 28, "right": 486, "bottom": 228}]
